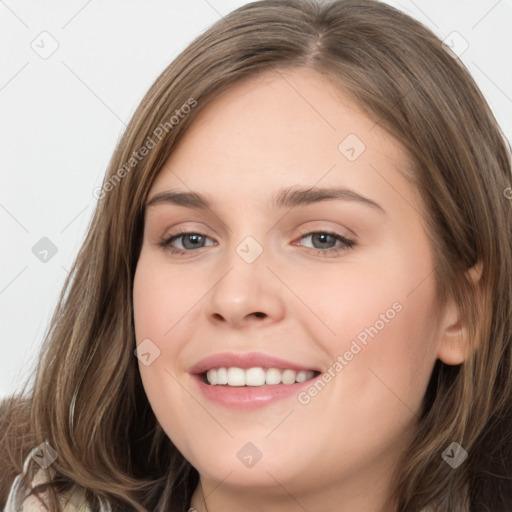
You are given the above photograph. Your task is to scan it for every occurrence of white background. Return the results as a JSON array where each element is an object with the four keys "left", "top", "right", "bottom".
[{"left": 1, "top": 0, "right": 511, "bottom": 399}]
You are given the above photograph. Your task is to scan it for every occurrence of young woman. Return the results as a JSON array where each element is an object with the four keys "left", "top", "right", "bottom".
[{"left": 2, "top": 0, "right": 511, "bottom": 511}]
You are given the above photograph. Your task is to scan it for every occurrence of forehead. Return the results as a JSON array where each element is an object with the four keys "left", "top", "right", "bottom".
[{"left": 149, "top": 67, "right": 413, "bottom": 208}]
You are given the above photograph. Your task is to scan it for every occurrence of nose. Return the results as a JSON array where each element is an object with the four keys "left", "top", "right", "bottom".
[{"left": 205, "top": 249, "right": 286, "bottom": 329}]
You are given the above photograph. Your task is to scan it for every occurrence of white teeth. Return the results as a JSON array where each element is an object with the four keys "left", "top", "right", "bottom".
[
  {"left": 245, "top": 367, "right": 266, "bottom": 386},
  {"left": 295, "top": 370, "right": 308, "bottom": 383},
  {"left": 281, "top": 369, "right": 296, "bottom": 385},
  {"left": 265, "top": 368, "right": 282, "bottom": 385},
  {"left": 205, "top": 367, "right": 315, "bottom": 386},
  {"left": 216, "top": 367, "right": 228, "bottom": 385},
  {"left": 227, "top": 367, "right": 245, "bottom": 386},
  {"left": 206, "top": 369, "right": 217, "bottom": 385}
]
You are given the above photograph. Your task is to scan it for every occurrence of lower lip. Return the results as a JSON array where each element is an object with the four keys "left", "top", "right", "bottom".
[{"left": 192, "top": 374, "right": 313, "bottom": 409}]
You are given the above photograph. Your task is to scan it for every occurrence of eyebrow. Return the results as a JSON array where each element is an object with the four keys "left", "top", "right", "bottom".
[{"left": 146, "top": 186, "right": 385, "bottom": 214}]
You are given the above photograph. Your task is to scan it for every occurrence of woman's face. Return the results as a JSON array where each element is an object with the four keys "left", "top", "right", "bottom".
[{"left": 133, "top": 68, "right": 453, "bottom": 508}]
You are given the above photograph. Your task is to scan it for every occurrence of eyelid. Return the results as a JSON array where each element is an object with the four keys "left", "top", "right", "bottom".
[
  {"left": 294, "top": 224, "right": 354, "bottom": 241},
  {"left": 294, "top": 221, "right": 356, "bottom": 242}
]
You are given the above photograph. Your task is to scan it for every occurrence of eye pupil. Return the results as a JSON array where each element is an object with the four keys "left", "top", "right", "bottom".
[
  {"left": 183, "top": 234, "right": 204, "bottom": 249},
  {"left": 312, "top": 233, "right": 336, "bottom": 249}
]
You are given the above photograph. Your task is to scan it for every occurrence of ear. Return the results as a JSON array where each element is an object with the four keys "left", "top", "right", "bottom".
[{"left": 436, "top": 262, "right": 483, "bottom": 365}]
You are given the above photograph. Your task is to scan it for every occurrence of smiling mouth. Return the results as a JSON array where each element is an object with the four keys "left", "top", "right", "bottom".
[{"left": 201, "top": 367, "right": 321, "bottom": 386}]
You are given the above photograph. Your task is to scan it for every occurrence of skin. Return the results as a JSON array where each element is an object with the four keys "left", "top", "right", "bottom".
[{"left": 133, "top": 67, "right": 468, "bottom": 512}]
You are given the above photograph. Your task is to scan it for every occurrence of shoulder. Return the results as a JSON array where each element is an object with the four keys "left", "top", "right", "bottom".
[
  {"left": 1, "top": 398, "right": 112, "bottom": 512},
  {"left": 10, "top": 484, "right": 89, "bottom": 512},
  {"left": 18, "top": 488, "right": 92, "bottom": 512},
  {"left": 0, "top": 395, "right": 34, "bottom": 506},
  {"left": 4, "top": 446, "right": 94, "bottom": 512},
  {"left": 5, "top": 472, "right": 92, "bottom": 512}
]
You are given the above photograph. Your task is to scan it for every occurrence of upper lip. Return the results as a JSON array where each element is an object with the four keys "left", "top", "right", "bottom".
[{"left": 189, "top": 352, "right": 321, "bottom": 375}]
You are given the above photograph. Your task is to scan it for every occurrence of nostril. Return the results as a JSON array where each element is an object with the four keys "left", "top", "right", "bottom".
[{"left": 253, "top": 312, "right": 266, "bottom": 318}]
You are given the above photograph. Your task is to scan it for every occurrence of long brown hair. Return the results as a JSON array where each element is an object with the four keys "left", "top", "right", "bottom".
[{"left": 1, "top": 1, "right": 511, "bottom": 510}]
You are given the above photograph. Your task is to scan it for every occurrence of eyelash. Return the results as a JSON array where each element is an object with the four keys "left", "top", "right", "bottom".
[{"left": 156, "top": 228, "right": 355, "bottom": 257}]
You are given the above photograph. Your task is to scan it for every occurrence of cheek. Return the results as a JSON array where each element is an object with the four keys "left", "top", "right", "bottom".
[
  {"left": 133, "top": 255, "right": 180, "bottom": 399},
  {"left": 295, "top": 246, "right": 438, "bottom": 404},
  {"left": 133, "top": 251, "right": 200, "bottom": 345},
  {"left": 132, "top": 251, "right": 212, "bottom": 417},
  {"left": 133, "top": 256, "right": 194, "bottom": 455},
  {"left": 288, "top": 272, "right": 437, "bottom": 472}
]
